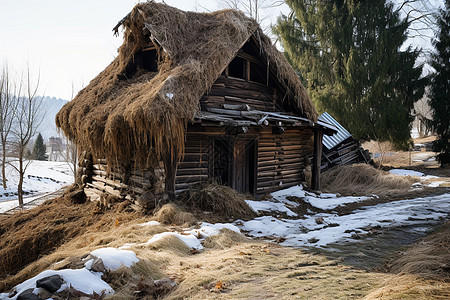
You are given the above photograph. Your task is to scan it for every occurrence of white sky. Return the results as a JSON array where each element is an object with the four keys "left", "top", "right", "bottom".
[
  {"left": 0, "top": 1, "right": 223, "bottom": 99},
  {"left": 0, "top": 0, "right": 440, "bottom": 100}
]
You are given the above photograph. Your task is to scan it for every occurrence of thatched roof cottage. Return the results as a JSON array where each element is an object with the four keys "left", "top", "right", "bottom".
[{"left": 56, "top": 2, "right": 335, "bottom": 203}]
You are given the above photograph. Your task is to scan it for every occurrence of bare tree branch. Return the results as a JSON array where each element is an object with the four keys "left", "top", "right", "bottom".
[{"left": 9, "top": 64, "right": 43, "bottom": 207}]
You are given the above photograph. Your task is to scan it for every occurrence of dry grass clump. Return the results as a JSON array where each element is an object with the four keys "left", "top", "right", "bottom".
[
  {"left": 202, "top": 228, "right": 249, "bottom": 249},
  {"left": 387, "top": 221, "right": 450, "bottom": 281},
  {"left": 144, "top": 234, "right": 192, "bottom": 254},
  {"left": 321, "top": 164, "right": 414, "bottom": 196},
  {"left": 177, "top": 181, "right": 257, "bottom": 220},
  {"left": 153, "top": 203, "right": 197, "bottom": 226},
  {"left": 0, "top": 190, "right": 94, "bottom": 281},
  {"left": 363, "top": 274, "right": 450, "bottom": 300},
  {"left": 55, "top": 1, "right": 317, "bottom": 169}
]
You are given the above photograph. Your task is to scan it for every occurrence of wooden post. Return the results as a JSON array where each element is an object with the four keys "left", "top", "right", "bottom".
[
  {"left": 311, "top": 128, "right": 323, "bottom": 191},
  {"left": 163, "top": 151, "right": 178, "bottom": 201}
]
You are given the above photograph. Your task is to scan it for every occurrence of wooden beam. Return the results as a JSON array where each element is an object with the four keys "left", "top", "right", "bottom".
[
  {"left": 163, "top": 151, "right": 178, "bottom": 202},
  {"left": 311, "top": 128, "right": 323, "bottom": 191}
]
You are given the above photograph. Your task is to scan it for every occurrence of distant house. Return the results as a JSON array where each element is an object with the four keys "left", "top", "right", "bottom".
[
  {"left": 56, "top": 2, "right": 336, "bottom": 203},
  {"left": 47, "top": 137, "right": 65, "bottom": 162}
]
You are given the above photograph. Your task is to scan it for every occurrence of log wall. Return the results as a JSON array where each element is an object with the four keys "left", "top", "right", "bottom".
[
  {"left": 200, "top": 75, "right": 276, "bottom": 112},
  {"left": 81, "top": 157, "right": 166, "bottom": 205},
  {"left": 81, "top": 126, "right": 315, "bottom": 203},
  {"left": 175, "top": 132, "right": 210, "bottom": 194},
  {"left": 257, "top": 127, "right": 314, "bottom": 194}
]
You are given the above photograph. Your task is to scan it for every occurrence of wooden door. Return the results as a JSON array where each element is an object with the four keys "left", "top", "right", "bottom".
[{"left": 233, "top": 139, "right": 256, "bottom": 194}]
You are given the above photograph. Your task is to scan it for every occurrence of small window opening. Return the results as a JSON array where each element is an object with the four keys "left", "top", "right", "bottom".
[
  {"left": 228, "top": 57, "right": 246, "bottom": 79},
  {"left": 119, "top": 48, "right": 158, "bottom": 80},
  {"left": 136, "top": 49, "right": 158, "bottom": 72},
  {"left": 250, "top": 61, "right": 266, "bottom": 84}
]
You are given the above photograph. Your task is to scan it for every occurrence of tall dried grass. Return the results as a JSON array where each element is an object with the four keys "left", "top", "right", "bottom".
[
  {"left": 364, "top": 221, "right": 450, "bottom": 299},
  {"left": 0, "top": 188, "right": 143, "bottom": 291},
  {"left": 321, "top": 164, "right": 414, "bottom": 196}
]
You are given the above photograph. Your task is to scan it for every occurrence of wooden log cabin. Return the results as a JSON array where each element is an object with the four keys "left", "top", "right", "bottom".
[{"left": 56, "top": 2, "right": 336, "bottom": 204}]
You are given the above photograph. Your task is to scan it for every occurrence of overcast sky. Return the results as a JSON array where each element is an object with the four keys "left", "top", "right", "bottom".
[{"left": 0, "top": 0, "right": 441, "bottom": 100}]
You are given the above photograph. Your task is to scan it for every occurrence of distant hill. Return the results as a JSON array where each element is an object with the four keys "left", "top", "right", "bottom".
[{"left": 37, "top": 96, "right": 68, "bottom": 141}]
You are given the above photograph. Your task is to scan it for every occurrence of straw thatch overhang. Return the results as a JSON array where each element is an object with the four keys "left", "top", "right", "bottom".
[{"left": 56, "top": 1, "right": 320, "bottom": 169}]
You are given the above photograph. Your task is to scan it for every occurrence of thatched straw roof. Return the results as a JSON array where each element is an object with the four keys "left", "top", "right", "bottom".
[{"left": 56, "top": 1, "right": 317, "bottom": 167}]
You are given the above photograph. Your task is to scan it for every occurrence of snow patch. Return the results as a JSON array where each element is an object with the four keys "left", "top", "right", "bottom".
[
  {"left": 138, "top": 220, "right": 161, "bottom": 227},
  {"left": 390, "top": 169, "right": 425, "bottom": 177},
  {"left": 0, "top": 160, "right": 73, "bottom": 213},
  {"left": 246, "top": 200, "right": 297, "bottom": 216},
  {"left": 270, "top": 184, "right": 372, "bottom": 211},
  {"left": 90, "top": 248, "right": 139, "bottom": 271}
]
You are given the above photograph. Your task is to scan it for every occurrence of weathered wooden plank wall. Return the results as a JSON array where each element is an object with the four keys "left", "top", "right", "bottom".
[
  {"left": 200, "top": 75, "right": 276, "bottom": 111},
  {"left": 257, "top": 127, "right": 314, "bottom": 194},
  {"left": 82, "top": 158, "right": 165, "bottom": 202},
  {"left": 175, "top": 133, "right": 210, "bottom": 194}
]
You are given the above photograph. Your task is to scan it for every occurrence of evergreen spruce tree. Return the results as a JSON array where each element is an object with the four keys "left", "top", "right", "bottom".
[
  {"left": 32, "top": 133, "right": 47, "bottom": 161},
  {"left": 275, "top": 0, "right": 426, "bottom": 149},
  {"left": 429, "top": 0, "right": 450, "bottom": 166}
]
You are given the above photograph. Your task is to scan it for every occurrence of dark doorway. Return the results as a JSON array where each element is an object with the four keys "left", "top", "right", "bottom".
[
  {"left": 233, "top": 139, "right": 256, "bottom": 195},
  {"left": 211, "top": 138, "right": 257, "bottom": 195},
  {"left": 212, "top": 139, "right": 231, "bottom": 186}
]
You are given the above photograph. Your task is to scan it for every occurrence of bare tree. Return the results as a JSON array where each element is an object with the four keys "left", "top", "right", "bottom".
[
  {"left": 218, "top": 0, "right": 284, "bottom": 35},
  {"left": 64, "top": 80, "right": 78, "bottom": 181},
  {"left": 9, "top": 66, "right": 43, "bottom": 207},
  {"left": 0, "top": 63, "right": 19, "bottom": 189},
  {"left": 64, "top": 137, "right": 77, "bottom": 181},
  {"left": 394, "top": 0, "right": 442, "bottom": 39}
]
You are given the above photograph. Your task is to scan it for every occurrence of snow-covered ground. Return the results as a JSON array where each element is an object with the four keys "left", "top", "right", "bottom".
[
  {"left": 241, "top": 193, "right": 449, "bottom": 247},
  {"left": 0, "top": 159, "right": 73, "bottom": 213},
  {"left": 389, "top": 168, "right": 450, "bottom": 188}
]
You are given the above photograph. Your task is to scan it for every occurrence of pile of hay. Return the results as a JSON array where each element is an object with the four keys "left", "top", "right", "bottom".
[
  {"left": 153, "top": 203, "right": 197, "bottom": 226},
  {"left": 321, "top": 164, "right": 413, "bottom": 196},
  {"left": 177, "top": 181, "right": 257, "bottom": 220},
  {"left": 55, "top": 1, "right": 317, "bottom": 168}
]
